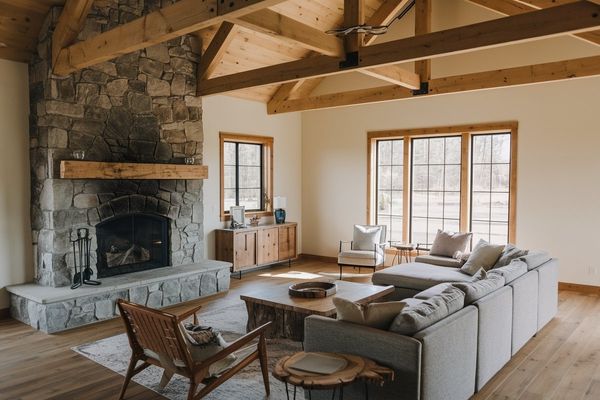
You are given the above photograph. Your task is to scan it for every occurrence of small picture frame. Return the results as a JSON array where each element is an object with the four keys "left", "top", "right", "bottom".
[{"left": 230, "top": 206, "right": 246, "bottom": 229}]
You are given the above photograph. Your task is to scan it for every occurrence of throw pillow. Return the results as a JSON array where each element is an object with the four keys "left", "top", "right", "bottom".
[
  {"left": 353, "top": 225, "right": 382, "bottom": 251},
  {"left": 333, "top": 297, "right": 407, "bottom": 329},
  {"left": 414, "top": 283, "right": 453, "bottom": 300},
  {"left": 493, "top": 244, "right": 528, "bottom": 269},
  {"left": 181, "top": 323, "right": 236, "bottom": 377},
  {"left": 488, "top": 259, "right": 528, "bottom": 283},
  {"left": 519, "top": 250, "right": 551, "bottom": 270},
  {"left": 460, "top": 239, "right": 505, "bottom": 276},
  {"left": 452, "top": 274, "right": 505, "bottom": 304},
  {"left": 389, "top": 286, "right": 465, "bottom": 335},
  {"left": 429, "top": 230, "right": 472, "bottom": 258}
]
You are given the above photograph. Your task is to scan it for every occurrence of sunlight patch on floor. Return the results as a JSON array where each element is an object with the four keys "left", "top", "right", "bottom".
[{"left": 258, "top": 271, "right": 323, "bottom": 279}]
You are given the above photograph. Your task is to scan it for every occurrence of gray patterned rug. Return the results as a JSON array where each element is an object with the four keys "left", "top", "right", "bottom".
[{"left": 73, "top": 302, "right": 303, "bottom": 399}]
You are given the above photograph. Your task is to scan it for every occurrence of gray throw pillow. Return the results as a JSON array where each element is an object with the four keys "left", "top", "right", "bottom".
[
  {"left": 414, "top": 283, "right": 453, "bottom": 300},
  {"left": 461, "top": 239, "right": 505, "bottom": 276},
  {"left": 353, "top": 225, "right": 382, "bottom": 251},
  {"left": 493, "top": 244, "right": 528, "bottom": 269},
  {"left": 519, "top": 250, "right": 551, "bottom": 270},
  {"left": 452, "top": 274, "right": 505, "bottom": 304},
  {"left": 429, "top": 230, "right": 472, "bottom": 257},
  {"left": 389, "top": 286, "right": 465, "bottom": 335},
  {"left": 488, "top": 259, "right": 528, "bottom": 283}
]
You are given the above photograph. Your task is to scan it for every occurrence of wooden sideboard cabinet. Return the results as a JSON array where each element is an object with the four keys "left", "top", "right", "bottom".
[{"left": 215, "top": 222, "right": 297, "bottom": 276}]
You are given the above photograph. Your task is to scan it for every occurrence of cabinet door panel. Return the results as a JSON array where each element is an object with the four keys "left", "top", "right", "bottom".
[
  {"left": 258, "top": 228, "right": 279, "bottom": 265},
  {"left": 234, "top": 232, "right": 256, "bottom": 270},
  {"left": 278, "top": 225, "right": 297, "bottom": 260}
]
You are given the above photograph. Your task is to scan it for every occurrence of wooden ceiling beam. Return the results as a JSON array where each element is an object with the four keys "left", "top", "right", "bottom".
[
  {"left": 268, "top": 54, "right": 600, "bottom": 114},
  {"left": 197, "top": 22, "right": 237, "bottom": 82},
  {"left": 52, "top": 0, "right": 95, "bottom": 67},
  {"left": 197, "top": 1, "right": 600, "bottom": 96},
  {"left": 0, "top": 46, "right": 33, "bottom": 63},
  {"left": 53, "top": 0, "right": 289, "bottom": 75},
  {"left": 231, "top": 9, "right": 344, "bottom": 57},
  {"left": 469, "top": 0, "right": 600, "bottom": 46},
  {"left": 344, "top": 0, "right": 364, "bottom": 54},
  {"left": 267, "top": 78, "right": 324, "bottom": 113},
  {"left": 414, "top": 0, "right": 431, "bottom": 81},
  {"left": 364, "top": 0, "right": 412, "bottom": 45},
  {"left": 359, "top": 65, "right": 420, "bottom": 89}
]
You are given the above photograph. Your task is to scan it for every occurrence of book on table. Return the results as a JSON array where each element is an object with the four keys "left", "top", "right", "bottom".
[{"left": 289, "top": 353, "right": 348, "bottom": 375}]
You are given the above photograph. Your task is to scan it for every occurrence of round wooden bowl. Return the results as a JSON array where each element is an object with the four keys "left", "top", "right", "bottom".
[{"left": 288, "top": 282, "right": 337, "bottom": 298}]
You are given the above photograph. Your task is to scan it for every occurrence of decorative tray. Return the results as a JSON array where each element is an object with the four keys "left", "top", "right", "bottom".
[{"left": 289, "top": 282, "right": 337, "bottom": 298}]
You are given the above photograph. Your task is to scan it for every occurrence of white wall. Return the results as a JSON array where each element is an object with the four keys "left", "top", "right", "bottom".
[
  {"left": 202, "top": 95, "right": 302, "bottom": 259},
  {"left": 301, "top": 76, "right": 600, "bottom": 286},
  {"left": 0, "top": 59, "right": 32, "bottom": 309}
]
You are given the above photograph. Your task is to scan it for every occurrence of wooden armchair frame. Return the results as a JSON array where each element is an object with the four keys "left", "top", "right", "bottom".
[{"left": 116, "top": 299, "right": 271, "bottom": 400}]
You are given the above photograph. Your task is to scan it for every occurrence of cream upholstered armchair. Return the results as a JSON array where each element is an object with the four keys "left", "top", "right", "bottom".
[{"left": 338, "top": 225, "right": 387, "bottom": 279}]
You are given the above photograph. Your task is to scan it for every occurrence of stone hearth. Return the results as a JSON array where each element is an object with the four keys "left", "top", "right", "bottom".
[{"left": 8, "top": 261, "right": 231, "bottom": 333}]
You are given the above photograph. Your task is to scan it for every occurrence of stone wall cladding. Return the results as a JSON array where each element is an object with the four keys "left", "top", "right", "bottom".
[
  {"left": 29, "top": 0, "right": 204, "bottom": 287},
  {"left": 10, "top": 267, "right": 230, "bottom": 333}
]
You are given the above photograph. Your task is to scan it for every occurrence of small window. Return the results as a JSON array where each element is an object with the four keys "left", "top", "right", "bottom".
[{"left": 220, "top": 133, "right": 273, "bottom": 220}]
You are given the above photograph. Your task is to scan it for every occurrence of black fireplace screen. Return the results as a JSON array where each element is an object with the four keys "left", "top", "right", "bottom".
[{"left": 96, "top": 213, "right": 169, "bottom": 278}]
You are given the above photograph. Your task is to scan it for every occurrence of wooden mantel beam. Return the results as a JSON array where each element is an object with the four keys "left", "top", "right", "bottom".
[
  {"left": 53, "top": 0, "right": 289, "bottom": 75},
  {"left": 468, "top": 0, "right": 600, "bottom": 46},
  {"left": 197, "top": 1, "right": 600, "bottom": 96},
  {"left": 231, "top": 9, "right": 344, "bottom": 57},
  {"left": 52, "top": 0, "right": 95, "bottom": 67},
  {"left": 268, "top": 55, "right": 600, "bottom": 114}
]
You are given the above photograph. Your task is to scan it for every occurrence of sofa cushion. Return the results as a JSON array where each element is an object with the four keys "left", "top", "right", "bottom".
[
  {"left": 430, "top": 230, "right": 472, "bottom": 257},
  {"left": 414, "top": 254, "right": 464, "bottom": 268},
  {"left": 414, "top": 283, "right": 453, "bottom": 300},
  {"left": 372, "top": 263, "right": 475, "bottom": 291},
  {"left": 333, "top": 297, "right": 407, "bottom": 329},
  {"left": 389, "top": 286, "right": 465, "bottom": 335},
  {"left": 493, "top": 244, "right": 528, "bottom": 269},
  {"left": 461, "top": 239, "right": 505, "bottom": 275},
  {"left": 519, "top": 251, "right": 551, "bottom": 270},
  {"left": 488, "top": 260, "right": 528, "bottom": 283},
  {"left": 353, "top": 225, "right": 382, "bottom": 251},
  {"left": 452, "top": 274, "right": 505, "bottom": 304}
]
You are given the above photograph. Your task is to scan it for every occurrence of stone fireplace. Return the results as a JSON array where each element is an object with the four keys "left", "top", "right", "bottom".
[{"left": 7, "top": 0, "right": 231, "bottom": 333}]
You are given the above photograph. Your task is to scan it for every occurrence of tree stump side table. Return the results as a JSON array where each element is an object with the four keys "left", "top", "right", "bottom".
[{"left": 273, "top": 352, "right": 394, "bottom": 400}]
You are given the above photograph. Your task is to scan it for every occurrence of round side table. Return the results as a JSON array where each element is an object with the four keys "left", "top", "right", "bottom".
[
  {"left": 389, "top": 242, "right": 416, "bottom": 265},
  {"left": 273, "top": 352, "right": 394, "bottom": 400}
]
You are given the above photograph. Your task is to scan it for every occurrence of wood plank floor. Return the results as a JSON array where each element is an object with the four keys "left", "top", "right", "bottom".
[{"left": 0, "top": 259, "right": 598, "bottom": 400}]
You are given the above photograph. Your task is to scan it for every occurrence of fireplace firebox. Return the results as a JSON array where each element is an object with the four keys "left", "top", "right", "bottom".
[{"left": 96, "top": 214, "right": 169, "bottom": 278}]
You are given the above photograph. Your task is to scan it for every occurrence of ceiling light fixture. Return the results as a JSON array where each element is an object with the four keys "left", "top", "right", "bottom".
[{"left": 326, "top": 0, "right": 415, "bottom": 37}]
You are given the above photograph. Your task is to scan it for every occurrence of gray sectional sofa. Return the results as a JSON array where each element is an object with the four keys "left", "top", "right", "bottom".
[{"left": 304, "top": 251, "right": 558, "bottom": 400}]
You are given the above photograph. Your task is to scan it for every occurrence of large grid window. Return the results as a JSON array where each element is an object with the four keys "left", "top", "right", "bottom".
[
  {"left": 470, "top": 133, "right": 512, "bottom": 244},
  {"left": 411, "top": 136, "right": 462, "bottom": 247},
  {"left": 376, "top": 139, "right": 404, "bottom": 242},
  {"left": 220, "top": 133, "right": 273, "bottom": 220},
  {"left": 369, "top": 124, "right": 517, "bottom": 246}
]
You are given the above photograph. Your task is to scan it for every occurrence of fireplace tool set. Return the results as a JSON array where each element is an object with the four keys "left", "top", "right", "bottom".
[{"left": 71, "top": 228, "right": 101, "bottom": 290}]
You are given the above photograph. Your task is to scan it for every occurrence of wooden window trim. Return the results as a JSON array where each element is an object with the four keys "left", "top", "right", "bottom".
[
  {"left": 367, "top": 122, "right": 518, "bottom": 243},
  {"left": 219, "top": 132, "right": 274, "bottom": 221}
]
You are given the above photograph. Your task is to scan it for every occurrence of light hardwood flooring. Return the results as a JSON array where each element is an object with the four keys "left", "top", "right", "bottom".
[{"left": 0, "top": 259, "right": 598, "bottom": 400}]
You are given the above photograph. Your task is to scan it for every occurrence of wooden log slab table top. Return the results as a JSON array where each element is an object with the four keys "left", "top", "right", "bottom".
[
  {"left": 273, "top": 352, "right": 394, "bottom": 399},
  {"left": 240, "top": 280, "right": 394, "bottom": 341}
]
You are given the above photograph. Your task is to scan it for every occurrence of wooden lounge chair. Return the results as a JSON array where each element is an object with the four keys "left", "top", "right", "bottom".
[{"left": 116, "top": 299, "right": 271, "bottom": 400}]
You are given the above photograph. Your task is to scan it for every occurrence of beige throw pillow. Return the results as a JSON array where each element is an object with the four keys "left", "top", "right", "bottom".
[
  {"left": 429, "top": 230, "right": 472, "bottom": 258},
  {"left": 333, "top": 297, "right": 406, "bottom": 329},
  {"left": 353, "top": 225, "right": 382, "bottom": 251},
  {"left": 461, "top": 239, "right": 505, "bottom": 276}
]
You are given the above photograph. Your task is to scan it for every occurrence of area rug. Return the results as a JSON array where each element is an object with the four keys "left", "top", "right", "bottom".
[{"left": 73, "top": 302, "right": 303, "bottom": 399}]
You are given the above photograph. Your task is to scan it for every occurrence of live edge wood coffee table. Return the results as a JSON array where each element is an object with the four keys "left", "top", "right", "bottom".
[
  {"left": 273, "top": 352, "right": 394, "bottom": 400},
  {"left": 240, "top": 280, "right": 394, "bottom": 341}
]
